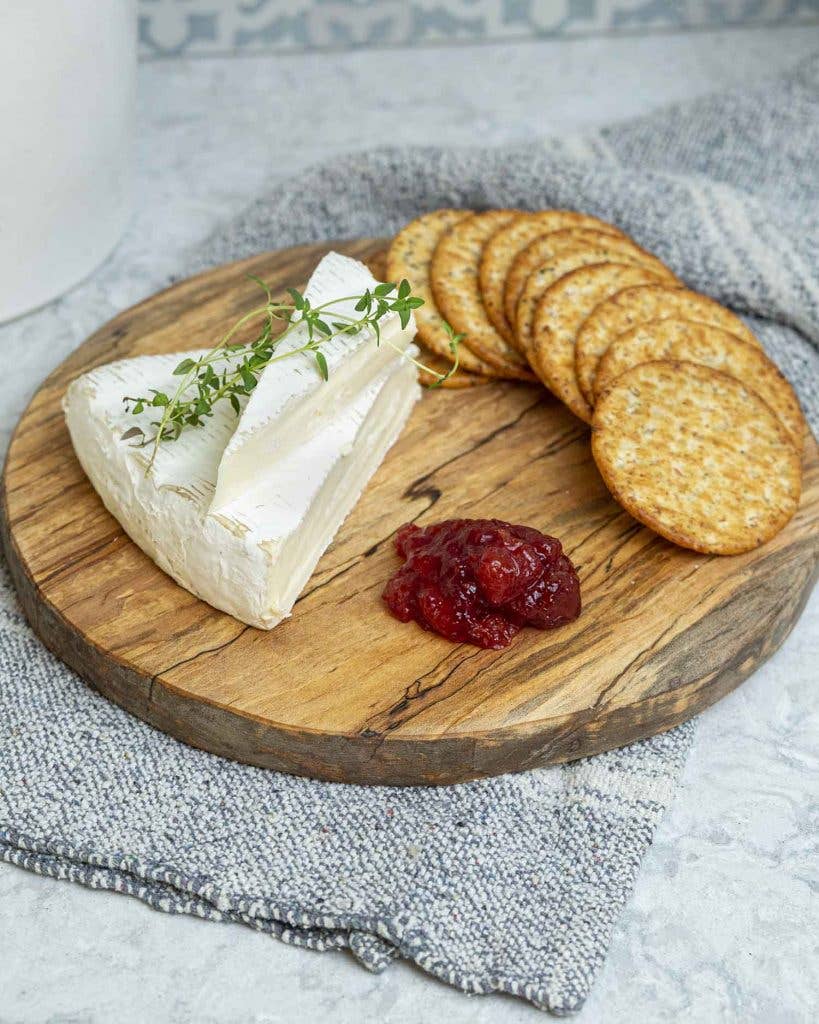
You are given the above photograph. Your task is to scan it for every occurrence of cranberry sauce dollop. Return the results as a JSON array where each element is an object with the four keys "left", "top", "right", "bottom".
[{"left": 382, "top": 519, "right": 581, "bottom": 649}]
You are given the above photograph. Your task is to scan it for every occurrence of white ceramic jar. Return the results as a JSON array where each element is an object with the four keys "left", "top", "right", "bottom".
[{"left": 0, "top": 2, "right": 136, "bottom": 322}]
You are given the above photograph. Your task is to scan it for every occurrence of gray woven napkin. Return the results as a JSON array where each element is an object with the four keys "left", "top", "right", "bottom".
[{"left": 2, "top": 56, "right": 818, "bottom": 1015}]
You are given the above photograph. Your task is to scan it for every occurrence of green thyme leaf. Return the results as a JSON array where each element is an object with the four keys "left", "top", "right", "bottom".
[
  {"left": 314, "top": 350, "right": 329, "bottom": 381},
  {"left": 247, "top": 274, "right": 272, "bottom": 301},
  {"left": 123, "top": 273, "right": 436, "bottom": 470}
]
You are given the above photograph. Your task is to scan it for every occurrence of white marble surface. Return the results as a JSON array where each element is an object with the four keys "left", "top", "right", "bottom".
[{"left": 2, "top": 26, "right": 818, "bottom": 1023}]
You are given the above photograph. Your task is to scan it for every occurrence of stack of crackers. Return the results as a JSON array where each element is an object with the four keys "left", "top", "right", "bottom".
[{"left": 387, "top": 209, "right": 806, "bottom": 555}]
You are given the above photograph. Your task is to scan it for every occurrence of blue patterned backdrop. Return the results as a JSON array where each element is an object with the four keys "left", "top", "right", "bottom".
[{"left": 138, "top": 0, "right": 819, "bottom": 57}]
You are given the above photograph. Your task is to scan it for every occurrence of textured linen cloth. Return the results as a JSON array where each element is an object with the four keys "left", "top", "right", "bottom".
[{"left": 2, "top": 56, "right": 818, "bottom": 1016}]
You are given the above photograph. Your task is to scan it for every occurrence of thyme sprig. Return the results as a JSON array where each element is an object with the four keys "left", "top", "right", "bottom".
[{"left": 122, "top": 276, "right": 462, "bottom": 471}]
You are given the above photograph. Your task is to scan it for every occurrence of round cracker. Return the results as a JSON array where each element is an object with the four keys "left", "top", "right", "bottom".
[
  {"left": 528, "top": 263, "right": 669, "bottom": 422},
  {"left": 503, "top": 227, "right": 675, "bottom": 333},
  {"left": 387, "top": 209, "right": 499, "bottom": 378},
  {"left": 479, "top": 211, "right": 625, "bottom": 344},
  {"left": 575, "top": 284, "right": 761, "bottom": 407},
  {"left": 591, "top": 360, "right": 801, "bottom": 555},
  {"left": 593, "top": 319, "right": 806, "bottom": 452},
  {"left": 514, "top": 240, "right": 675, "bottom": 361},
  {"left": 430, "top": 211, "right": 536, "bottom": 380},
  {"left": 416, "top": 346, "right": 491, "bottom": 388}
]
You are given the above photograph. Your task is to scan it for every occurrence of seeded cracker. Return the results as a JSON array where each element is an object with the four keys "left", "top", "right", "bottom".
[
  {"left": 504, "top": 227, "right": 676, "bottom": 339},
  {"left": 529, "top": 263, "right": 669, "bottom": 421},
  {"left": 591, "top": 360, "right": 801, "bottom": 554},
  {"left": 387, "top": 209, "right": 500, "bottom": 381},
  {"left": 430, "top": 211, "right": 536, "bottom": 380},
  {"left": 480, "top": 212, "right": 626, "bottom": 344},
  {"left": 514, "top": 242, "right": 674, "bottom": 363},
  {"left": 594, "top": 319, "right": 806, "bottom": 450},
  {"left": 575, "top": 284, "right": 762, "bottom": 406}
]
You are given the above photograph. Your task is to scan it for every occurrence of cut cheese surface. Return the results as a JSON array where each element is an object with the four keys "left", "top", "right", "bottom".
[
  {"left": 213, "top": 252, "right": 415, "bottom": 510},
  {"left": 64, "top": 252, "right": 421, "bottom": 628}
]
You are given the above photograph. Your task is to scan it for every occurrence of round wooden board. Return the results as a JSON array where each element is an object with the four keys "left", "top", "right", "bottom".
[{"left": 2, "top": 239, "right": 818, "bottom": 786}]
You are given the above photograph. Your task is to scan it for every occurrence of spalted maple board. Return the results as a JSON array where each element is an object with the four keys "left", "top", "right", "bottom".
[{"left": 2, "top": 239, "right": 818, "bottom": 786}]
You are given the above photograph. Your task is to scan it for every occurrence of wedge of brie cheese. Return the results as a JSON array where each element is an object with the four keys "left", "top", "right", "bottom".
[{"left": 64, "top": 253, "right": 420, "bottom": 629}]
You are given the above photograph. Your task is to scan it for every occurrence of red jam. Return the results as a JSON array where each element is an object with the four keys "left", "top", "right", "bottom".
[{"left": 382, "top": 519, "right": 581, "bottom": 649}]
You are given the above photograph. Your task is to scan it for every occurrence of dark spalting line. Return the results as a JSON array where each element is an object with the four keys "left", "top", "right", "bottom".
[
  {"left": 400, "top": 394, "right": 545, "bottom": 500},
  {"left": 9, "top": 407, "right": 67, "bottom": 442},
  {"left": 380, "top": 618, "right": 608, "bottom": 735},
  {"left": 600, "top": 523, "right": 645, "bottom": 575},
  {"left": 342, "top": 515, "right": 421, "bottom": 568},
  {"left": 377, "top": 680, "right": 462, "bottom": 738},
  {"left": 565, "top": 509, "right": 631, "bottom": 561},
  {"left": 676, "top": 559, "right": 712, "bottom": 584},
  {"left": 510, "top": 620, "right": 725, "bottom": 765},
  {"left": 108, "top": 605, "right": 230, "bottom": 656},
  {"left": 596, "top": 528, "right": 675, "bottom": 587},
  {"left": 109, "top": 627, "right": 170, "bottom": 655},
  {"left": 402, "top": 422, "right": 587, "bottom": 525},
  {"left": 589, "top": 615, "right": 684, "bottom": 710},
  {"left": 576, "top": 522, "right": 648, "bottom": 580},
  {"left": 543, "top": 544, "right": 815, "bottom": 729},
  {"left": 675, "top": 567, "right": 739, "bottom": 611},
  {"left": 528, "top": 422, "right": 589, "bottom": 460},
  {"left": 335, "top": 589, "right": 363, "bottom": 608},
  {"left": 364, "top": 648, "right": 488, "bottom": 736},
  {"left": 296, "top": 515, "right": 401, "bottom": 595},
  {"left": 158, "top": 625, "right": 251, "bottom": 679},
  {"left": 36, "top": 532, "right": 128, "bottom": 587},
  {"left": 42, "top": 507, "right": 108, "bottom": 541},
  {"left": 2, "top": 506, "right": 158, "bottom": 721},
  {"left": 387, "top": 646, "right": 473, "bottom": 717},
  {"left": 19, "top": 500, "right": 119, "bottom": 555},
  {"left": 6, "top": 472, "right": 85, "bottom": 511},
  {"left": 165, "top": 613, "right": 234, "bottom": 644},
  {"left": 296, "top": 554, "right": 366, "bottom": 603},
  {"left": 405, "top": 485, "right": 442, "bottom": 519},
  {"left": 489, "top": 625, "right": 627, "bottom": 724},
  {"left": 463, "top": 475, "right": 516, "bottom": 508}
]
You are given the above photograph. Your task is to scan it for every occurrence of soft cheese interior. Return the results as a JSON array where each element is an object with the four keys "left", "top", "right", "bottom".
[{"left": 64, "top": 253, "right": 421, "bottom": 629}]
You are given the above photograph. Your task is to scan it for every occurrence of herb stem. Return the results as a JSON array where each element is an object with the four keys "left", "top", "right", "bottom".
[
  {"left": 124, "top": 276, "right": 461, "bottom": 470},
  {"left": 146, "top": 303, "right": 272, "bottom": 469}
]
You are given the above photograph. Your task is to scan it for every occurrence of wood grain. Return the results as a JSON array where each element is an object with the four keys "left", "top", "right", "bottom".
[{"left": 2, "top": 238, "right": 818, "bottom": 785}]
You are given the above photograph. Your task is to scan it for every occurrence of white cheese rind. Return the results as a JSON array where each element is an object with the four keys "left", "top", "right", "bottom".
[
  {"left": 64, "top": 355, "right": 420, "bottom": 628},
  {"left": 211, "top": 251, "right": 417, "bottom": 511}
]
